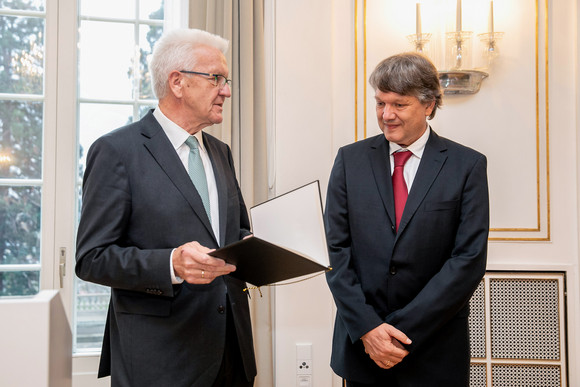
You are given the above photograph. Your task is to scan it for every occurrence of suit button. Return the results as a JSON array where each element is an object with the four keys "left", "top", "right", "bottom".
[
  {"left": 391, "top": 225, "right": 396, "bottom": 233},
  {"left": 217, "top": 305, "right": 225, "bottom": 314},
  {"left": 389, "top": 265, "right": 397, "bottom": 275}
]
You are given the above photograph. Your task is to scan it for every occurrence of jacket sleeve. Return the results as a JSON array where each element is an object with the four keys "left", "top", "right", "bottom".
[
  {"left": 325, "top": 148, "right": 385, "bottom": 342},
  {"left": 75, "top": 136, "right": 174, "bottom": 296}
]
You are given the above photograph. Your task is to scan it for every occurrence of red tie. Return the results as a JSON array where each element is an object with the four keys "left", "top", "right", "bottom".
[{"left": 392, "top": 151, "right": 413, "bottom": 231}]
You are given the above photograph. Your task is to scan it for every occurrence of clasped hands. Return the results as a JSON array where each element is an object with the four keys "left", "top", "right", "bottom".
[
  {"left": 361, "top": 323, "right": 412, "bottom": 369},
  {"left": 172, "top": 241, "right": 236, "bottom": 284}
]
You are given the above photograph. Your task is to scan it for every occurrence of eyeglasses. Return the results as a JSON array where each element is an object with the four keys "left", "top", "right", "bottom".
[{"left": 179, "top": 70, "right": 231, "bottom": 89}]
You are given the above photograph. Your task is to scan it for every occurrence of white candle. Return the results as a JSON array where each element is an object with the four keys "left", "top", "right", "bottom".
[
  {"left": 456, "top": 0, "right": 462, "bottom": 32},
  {"left": 489, "top": 1, "right": 494, "bottom": 34},
  {"left": 416, "top": 3, "right": 422, "bottom": 37}
]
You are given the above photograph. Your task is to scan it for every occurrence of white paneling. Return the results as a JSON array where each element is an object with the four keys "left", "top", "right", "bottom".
[
  {"left": 73, "top": 356, "right": 109, "bottom": 387},
  {"left": 576, "top": 0, "right": 580, "bottom": 383},
  {"left": 0, "top": 291, "right": 71, "bottom": 387},
  {"left": 331, "top": 0, "right": 357, "bottom": 157},
  {"left": 273, "top": 7, "right": 334, "bottom": 193},
  {"left": 361, "top": 0, "right": 549, "bottom": 239},
  {"left": 272, "top": 0, "right": 336, "bottom": 386},
  {"left": 269, "top": 0, "right": 579, "bottom": 386}
]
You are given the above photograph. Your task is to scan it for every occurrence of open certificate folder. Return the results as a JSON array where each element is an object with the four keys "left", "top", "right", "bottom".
[{"left": 210, "top": 181, "right": 331, "bottom": 286}]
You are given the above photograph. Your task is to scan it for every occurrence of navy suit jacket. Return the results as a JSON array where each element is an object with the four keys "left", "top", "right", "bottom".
[
  {"left": 325, "top": 130, "right": 489, "bottom": 385},
  {"left": 76, "top": 110, "right": 256, "bottom": 386}
]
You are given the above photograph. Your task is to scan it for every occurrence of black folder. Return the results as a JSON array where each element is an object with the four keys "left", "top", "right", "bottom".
[
  {"left": 210, "top": 181, "right": 331, "bottom": 286},
  {"left": 210, "top": 236, "right": 329, "bottom": 287}
]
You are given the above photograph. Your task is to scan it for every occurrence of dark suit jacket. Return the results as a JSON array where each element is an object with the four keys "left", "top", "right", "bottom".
[
  {"left": 325, "top": 130, "right": 489, "bottom": 385},
  {"left": 75, "top": 110, "right": 256, "bottom": 387}
]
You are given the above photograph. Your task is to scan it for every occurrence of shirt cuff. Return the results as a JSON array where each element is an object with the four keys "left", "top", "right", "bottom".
[{"left": 170, "top": 248, "right": 184, "bottom": 284}]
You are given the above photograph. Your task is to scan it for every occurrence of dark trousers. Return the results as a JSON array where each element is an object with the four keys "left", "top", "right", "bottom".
[
  {"left": 345, "top": 379, "right": 400, "bottom": 387},
  {"left": 211, "top": 298, "right": 254, "bottom": 387},
  {"left": 346, "top": 380, "right": 391, "bottom": 387}
]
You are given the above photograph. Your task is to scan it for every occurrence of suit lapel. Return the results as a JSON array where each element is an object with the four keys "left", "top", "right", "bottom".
[
  {"left": 202, "top": 133, "right": 228, "bottom": 247},
  {"left": 139, "top": 112, "right": 216, "bottom": 242},
  {"left": 368, "top": 135, "right": 396, "bottom": 228},
  {"left": 397, "top": 130, "right": 448, "bottom": 235}
]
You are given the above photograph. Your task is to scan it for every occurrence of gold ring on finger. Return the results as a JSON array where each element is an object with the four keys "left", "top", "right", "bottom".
[{"left": 201, "top": 270, "right": 205, "bottom": 278}]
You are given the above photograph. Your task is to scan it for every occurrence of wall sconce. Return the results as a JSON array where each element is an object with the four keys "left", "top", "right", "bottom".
[{"left": 408, "top": 0, "right": 503, "bottom": 94}]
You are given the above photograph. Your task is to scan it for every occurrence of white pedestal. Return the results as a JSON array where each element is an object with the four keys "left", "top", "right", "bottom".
[{"left": 0, "top": 290, "right": 72, "bottom": 387}]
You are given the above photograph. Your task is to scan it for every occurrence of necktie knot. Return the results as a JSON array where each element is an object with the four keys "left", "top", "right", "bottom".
[
  {"left": 393, "top": 150, "right": 412, "bottom": 167},
  {"left": 185, "top": 136, "right": 199, "bottom": 151}
]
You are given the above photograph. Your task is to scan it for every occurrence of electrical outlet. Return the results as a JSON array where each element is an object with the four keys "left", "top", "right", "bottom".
[
  {"left": 297, "top": 359, "right": 312, "bottom": 375},
  {"left": 296, "top": 342, "right": 313, "bottom": 380}
]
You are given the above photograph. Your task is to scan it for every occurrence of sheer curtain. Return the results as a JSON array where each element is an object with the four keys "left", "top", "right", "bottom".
[{"left": 189, "top": 1, "right": 273, "bottom": 386}]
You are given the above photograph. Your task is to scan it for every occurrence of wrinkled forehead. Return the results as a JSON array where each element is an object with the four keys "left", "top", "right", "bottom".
[
  {"left": 374, "top": 89, "right": 417, "bottom": 103},
  {"left": 192, "top": 45, "right": 228, "bottom": 74}
]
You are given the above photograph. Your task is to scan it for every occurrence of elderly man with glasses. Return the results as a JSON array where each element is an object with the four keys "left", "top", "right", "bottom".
[{"left": 76, "top": 29, "right": 256, "bottom": 387}]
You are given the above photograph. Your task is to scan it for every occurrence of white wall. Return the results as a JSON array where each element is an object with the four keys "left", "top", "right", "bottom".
[
  {"left": 267, "top": 1, "right": 337, "bottom": 386},
  {"left": 268, "top": 0, "right": 579, "bottom": 386}
]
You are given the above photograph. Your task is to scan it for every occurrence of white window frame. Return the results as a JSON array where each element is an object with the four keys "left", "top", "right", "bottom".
[
  {"left": 0, "top": 2, "right": 56, "bottom": 298},
  {"left": 72, "top": 0, "right": 165, "bottom": 361}
]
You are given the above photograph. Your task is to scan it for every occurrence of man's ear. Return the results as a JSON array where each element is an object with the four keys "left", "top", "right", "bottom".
[
  {"left": 167, "top": 71, "right": 184, "bottom": 98},
  {"left": 425, "top": 100, "right": 436, "bottom": 118}
]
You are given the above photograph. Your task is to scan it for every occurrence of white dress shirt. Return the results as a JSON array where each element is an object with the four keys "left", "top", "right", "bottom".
[
  {"left": 389, "top": 126, "right": 431, "bottom": 192},
  {"left": 152, "top": 107, "right": 221, "bottom": 283}
]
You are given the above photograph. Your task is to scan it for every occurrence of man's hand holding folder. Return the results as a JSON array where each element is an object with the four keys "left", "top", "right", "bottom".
[{"left": 210, "top": 181, "right": 331, "bottom": 287}]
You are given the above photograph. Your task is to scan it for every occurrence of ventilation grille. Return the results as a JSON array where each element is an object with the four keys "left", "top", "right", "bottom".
[
  {"left": 491, "top": 364, "right": 562, "bottom": 387},
  {"left": 490, "top": 278, "right": 560, "bottom": 359},
  {"left": 468, "top": 272, "right": 567, "bottom": 386},
  {"left": 469, "top": 363, "right": 487, "bottom": 387},
  {"left": 469, "top": 280, "right": 486, "bottom": 358}
]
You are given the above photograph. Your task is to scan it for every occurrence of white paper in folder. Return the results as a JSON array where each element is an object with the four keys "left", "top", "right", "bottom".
[{"left": 249, "top": 181, "right": 330, "bottom": 267}]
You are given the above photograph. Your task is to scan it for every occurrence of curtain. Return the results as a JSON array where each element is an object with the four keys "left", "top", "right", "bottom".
[{"left": 189, "top": 1, "right": 273, "bottom": 386}]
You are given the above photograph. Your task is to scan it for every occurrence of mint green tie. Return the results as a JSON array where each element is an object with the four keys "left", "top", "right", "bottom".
[{"left": 185, "top": 136, "right": 211, "bottom": 222}]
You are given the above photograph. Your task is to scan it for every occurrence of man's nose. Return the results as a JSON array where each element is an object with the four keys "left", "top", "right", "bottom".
[
  {"left": 382, "top": 105, "right": 396, "bottom": 120},
  {"left": 219, "top": 83, "right": 232, "bottom": 97}
]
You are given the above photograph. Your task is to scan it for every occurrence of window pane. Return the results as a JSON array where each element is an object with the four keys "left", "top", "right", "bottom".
[
  {"left": 79, "top": 0, "right": 134, "bottom": 19},
  {"left": 78, "top": 103, "right": 133, "bottom": 170},
  {"left": 139, "top": 104, "right": 156, "bottom": 118},
  {"left": 74, "top": 278, "right": 109, "bottom": 352},
  {"left": 0, "top": 100, "right": 43, "bottom": 180},
  {"left": 78, "top": 20, "right": 135, "bottom": 100},
  {"left": 139, "top": 0, "right": 164, "bottom": 20},
  {"left": 0, "top": 186, "right": 41, "bottom": 265},
  {"left": 138, "top": 24, "right": 162, "bottom": 99},
  {"left": 0, "top": 3, "right": 45, "bottom": 299},
  {"left": 0, "top": 15, "right": 45, "bottom": 95},
  {"left": 0, "top": 0, "right": 45, "bottom": 12},
  {"left": 0, "top": 271, "right": 40, "bottom": 296},
  {"left": 75, "top": 102, "right": 131, "bottom": 352}
]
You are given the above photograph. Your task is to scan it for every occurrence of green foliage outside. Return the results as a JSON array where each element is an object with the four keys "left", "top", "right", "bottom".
[
  {"left": 0, "top": 0, "right": 45, "bottom": 296},
  {"left": 0, "top": 0, "right": 163, "bottom": 302}
]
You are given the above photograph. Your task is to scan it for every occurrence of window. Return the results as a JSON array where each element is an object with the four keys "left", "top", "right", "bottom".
[
  {"left": 0, "top": 0, "right": 46, "bottom": 297},
  {"left": 2, "top": 0, "right": 184, "bottom": 371},
  {"left": 74, "top": 0, "right": 165, "bottom": 353}
]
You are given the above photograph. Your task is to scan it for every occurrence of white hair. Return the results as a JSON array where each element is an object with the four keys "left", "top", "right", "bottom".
[{"left": 149, "top": 28, "right": 229, "bottom": 99}]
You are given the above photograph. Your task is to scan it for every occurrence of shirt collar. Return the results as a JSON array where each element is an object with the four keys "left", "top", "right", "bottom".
[
  {"left": 389, "top": 125, "right": 431, "bottom": 158},
  {"left": 153, "top": 107, "right": 206, "bottom": 151}
]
